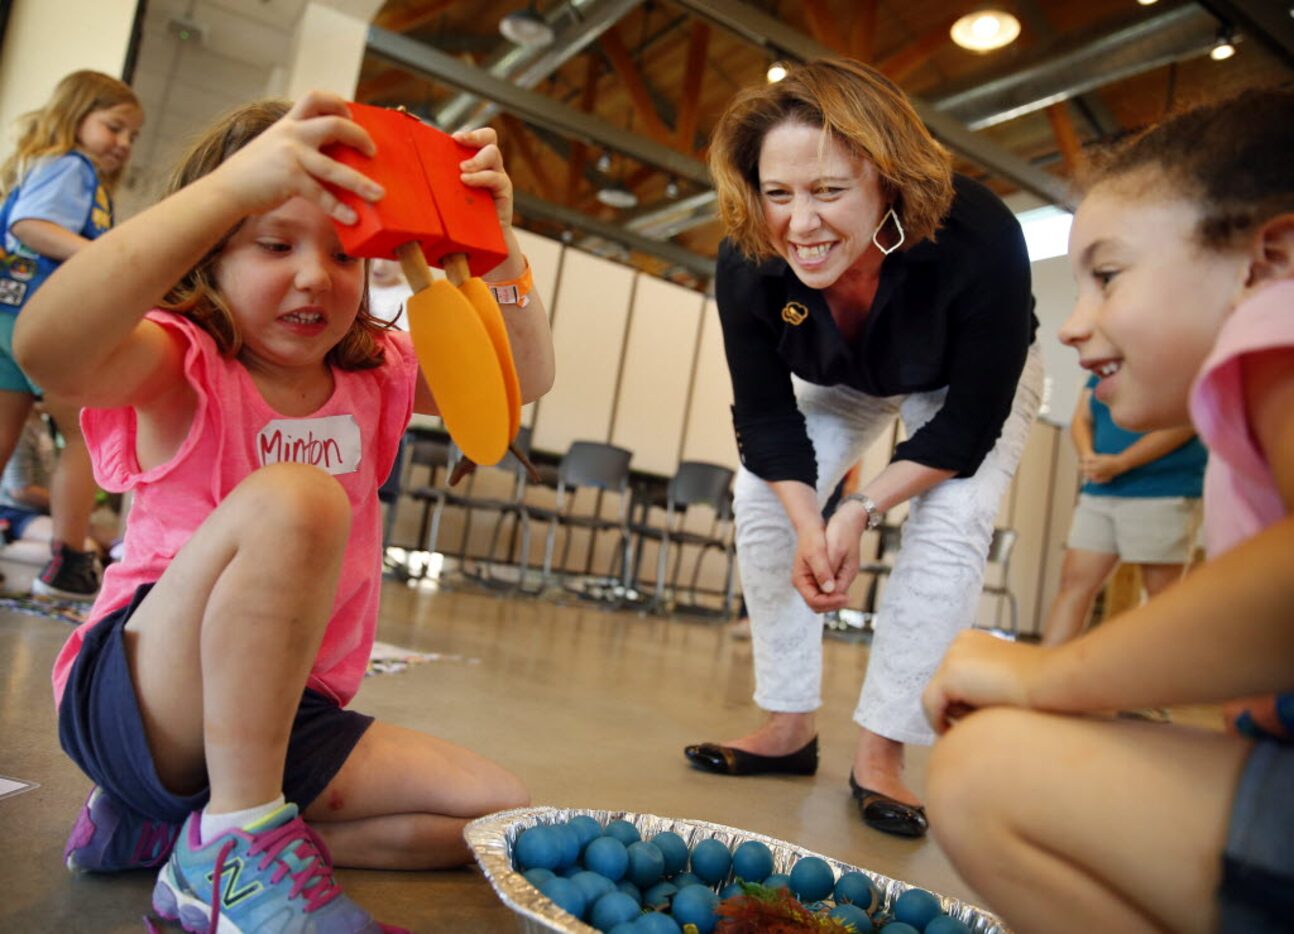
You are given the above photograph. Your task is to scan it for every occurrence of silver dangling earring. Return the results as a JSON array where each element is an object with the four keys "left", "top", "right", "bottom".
[{"left": 872, "top": 208, "right": 905, "bottom": 255}]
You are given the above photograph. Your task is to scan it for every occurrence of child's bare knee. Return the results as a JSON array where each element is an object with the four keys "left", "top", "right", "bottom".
[
  {"left": 928, "top": 707, "right": 1027, "bottom": 830},
  {"left": 233, "top": 463, "right": 351, "bottom": 540}
]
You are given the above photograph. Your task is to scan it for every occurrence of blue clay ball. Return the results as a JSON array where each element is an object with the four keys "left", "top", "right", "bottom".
[
  {"left": 569, "top": 815, "right": 604, "bottom": 849},
  {"left": 719, "top": 881, "right": 745, "bottom": 900},
  {"left": 730, "top": 840, "right": 774, "bottom": 884},
  {"left": 590, "top": 891, "right": 641, "bottom": 931},
  {"left": 925, "top": 917, "right": 971, "bottom": 934},
  {"left": 537, "top": 876, "right": 587, "bottom": 920},
  {"left": 515, "top": 826, "right": 562, "bottom": 871},
  {"left": 643, "top": 880, "right": 679, "bottom": 909},
  {"left": 834, "top": 871, "right": 876, "bottom": 910},
  {"left": 615, "top": 880, "right": 643, "bottom": 905},
  {"left": 553, "top": 823, "right": 582, "bottom": 868},
  {"left": 627, "top": 841, "right": 666, "bottom": 888},
  {"left": 671, "top": 884, "right": 721, "bottom": 934},
  {"left": 605, "top": 819, "right": 641, "bottom": 847},
  {"left": 650, "top": 831, "right": 690, "bottom": 877},
  {"left": 560, "top": 863, "right": 583, "bottom": 878},
  {"left": 608, "top": 924, "right": 638, "bottom": 934},
  {"left": 828, "top": 903, "right": 874, "bottom": 932},
  {"left": 689, "top": 839, "right": 732, "bottom": 885},
  {"left": 789, "top": 856, "right": 835, "bottom": 902},
  {"left": 894, "top": 889, "right": 943, "bottom": 929},
  {"left": 522, "top": 867, "right": 556, "bottom": 887},
  {"left": 571, "top": 869, "right": 616, "bottom": 909},
  {"left": 764, "top": 873, "right": 791, "bottom": 890},
  {"left": 584, "top": 836, "right": 630, "bottom": 882},
  {"left": 882, "top": 925, "right": 920, "bottom": 934},
  {"left": 637, "top": 913, "right": 684, "bottom": 934},
  {"left": 672, "top": 872, "right": 704, "bottom": 890}
]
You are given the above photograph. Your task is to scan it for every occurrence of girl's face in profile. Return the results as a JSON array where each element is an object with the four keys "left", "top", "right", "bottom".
[
  {"left": 1060, "top": 176, "right": 1250, "bottom": 431},
  {"left": 76, "top": 103, "right": 143, "bottom": 175},
  {"left": 757, "top": 121, "right": 888, "bottom": 292}
]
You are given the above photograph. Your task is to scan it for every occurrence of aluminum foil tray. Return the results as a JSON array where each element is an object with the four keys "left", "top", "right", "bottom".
[{"left": 465, "top": 806, "right": 1008, "bottom": 933}]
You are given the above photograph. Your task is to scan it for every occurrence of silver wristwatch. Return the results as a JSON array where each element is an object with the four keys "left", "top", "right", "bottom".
[{"left": 841, "top": 493, "right": 884, "bottom": 530}]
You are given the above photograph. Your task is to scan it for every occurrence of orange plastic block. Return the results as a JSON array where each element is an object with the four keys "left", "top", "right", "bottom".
[{"left": 325, "top": 103, "right": 508, "bottom": 276}]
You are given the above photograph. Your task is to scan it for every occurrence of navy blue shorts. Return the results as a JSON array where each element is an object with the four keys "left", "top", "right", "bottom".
[
  {"left": 58, "top": 583, "right": 374, "bottom": 824},
  {"left": 1219, "top": 739, "right": 1294, "bottom": 931}
]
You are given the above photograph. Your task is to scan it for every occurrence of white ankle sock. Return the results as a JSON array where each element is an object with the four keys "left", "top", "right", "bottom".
[{"left": 200, "top": 795, "right": 286, "bottom": 842}]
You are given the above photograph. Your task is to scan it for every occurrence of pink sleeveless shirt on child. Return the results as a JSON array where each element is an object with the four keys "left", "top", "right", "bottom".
[
  {"left": 1190, "top": 279, "right": 1294, "bottom": 556},
  {"left": 52, "top": 311, "right": 419, "bottom": 707}
]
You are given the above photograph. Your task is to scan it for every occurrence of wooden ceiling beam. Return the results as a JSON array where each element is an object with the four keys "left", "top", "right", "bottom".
[
  {"left": 374, "top": 0, "right": 457, "bottom": 35},
  {"left": 500, "top": 114, "right": 559, "bottom": 202},
  {"left": 848, "top": 0, "right": 879, "bottom": 62},
  {"left": 674, "top": 21, "right": 710, "bottom": 154},
  {"left": 355, "top": 68, "right": 416, "bottom": 103},
  {"left": 876, "top": 17, "right": 956, "bottom": 85},
  {"left": 1045, "top": 102, "right": 1082, "bottom": 177},
  {"left": 599, "top": 26, "right": 676, "bottom": 148},
  {"left": 802, "top": 0, "right": 850, "bottom": 56},
  {"left": 566, "top": 55, "right": 599, "bottom": 206}
]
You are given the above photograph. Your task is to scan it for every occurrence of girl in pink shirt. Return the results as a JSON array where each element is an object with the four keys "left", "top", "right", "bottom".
[
  {"left": 16, "top": 92, "right": 554, "bottom": 933},
  {"left": 921, "top": 88, "right": 1294, "bottom": 933}
]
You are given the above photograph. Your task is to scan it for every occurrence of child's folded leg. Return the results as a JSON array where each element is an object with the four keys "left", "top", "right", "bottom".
[
  {"left": 303, "top": 720, "right": 529, "bottom": 870},
  {"left": 927, "top": 706, "right": 1250, "bottom": 934}
]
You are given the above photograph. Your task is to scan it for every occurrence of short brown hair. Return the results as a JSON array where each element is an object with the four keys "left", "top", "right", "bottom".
[
  {"left": 159, "top": 99, "right": 389, "bottom": 370},
  {"left": 0, "top": 70, "right": 140, "bottom": 197},
  {"left": 1082, "top": 86, "right": 1294, "bottom": 251},
  {"left": 708, "top": 58, "right": 954, "bottom": 262}
]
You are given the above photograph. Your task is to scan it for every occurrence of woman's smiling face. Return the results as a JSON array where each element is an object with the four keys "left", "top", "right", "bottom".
[{"left": 758, "top": 121, "right": 888, "bottom": 291}]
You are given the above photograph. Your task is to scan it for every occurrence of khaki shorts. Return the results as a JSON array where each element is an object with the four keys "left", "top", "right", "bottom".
[{"left": 1066, "top": 493, "right": 1201, "bottom": 565}]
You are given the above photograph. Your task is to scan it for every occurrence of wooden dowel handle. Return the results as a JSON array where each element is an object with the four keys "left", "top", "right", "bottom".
[
  {"left": 442, "top": 253, "right": 470, "bottom": 287},
  {"left": 395, "top": 241, "right": 432, "bottom": 293}
]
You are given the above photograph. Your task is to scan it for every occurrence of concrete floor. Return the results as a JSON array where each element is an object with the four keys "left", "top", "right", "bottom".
[{"left": 0, "top": 577, "right": 986, "bottom": 933}]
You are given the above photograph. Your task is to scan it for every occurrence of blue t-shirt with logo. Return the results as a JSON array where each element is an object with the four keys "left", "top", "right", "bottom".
[{"left": 1081, "top": 374, "right": 1207, "bottom": 498}]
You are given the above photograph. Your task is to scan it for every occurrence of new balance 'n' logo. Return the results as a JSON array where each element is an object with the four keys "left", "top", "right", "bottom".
[{"left": 208, "top": 857, "right": 264, "bottom": 907}]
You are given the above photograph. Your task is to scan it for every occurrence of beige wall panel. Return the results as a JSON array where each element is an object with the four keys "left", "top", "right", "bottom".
[
  {"left": 531, "top": 250, "right": 634, "bottom": 454},
  {"left": 680, "top": 300, "right": 740, "bottom": 471},
  {"left": 611, "top": 275, "right": 705, "bottom": 476},
  {"left": 984, "top": 420, "right": 1056, "bottom": 634}
]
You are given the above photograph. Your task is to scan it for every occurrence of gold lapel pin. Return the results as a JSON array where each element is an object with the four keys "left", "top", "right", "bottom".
[{"left": 781, "top": 301, "right": 809, "bottom": 326}]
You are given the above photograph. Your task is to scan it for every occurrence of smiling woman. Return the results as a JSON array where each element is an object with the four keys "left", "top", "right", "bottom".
[{"left": 681, "top": 58, "right": 1042, "bottom": 840}]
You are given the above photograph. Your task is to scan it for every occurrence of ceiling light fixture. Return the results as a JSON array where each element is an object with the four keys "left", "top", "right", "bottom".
[
  {"left": 766, "top": 61, "right": 789, "bottom": 83},
  {"left": 594, "top": 150, "right": 613, "bottom": 173},
  {"left": 596, "top": 181, "right": 638, "bottom": 209},
  {"left": 1137, "top": 0, "right": 1159, "bottom": 5},
  {"left": 664, "top": 178, "right": 681, "bottom": 199},
  {"left": 950, "top": 8, "right": 1022, "bottom": 52},
  {"left": 499, "top": 4, "right": 555, "bottom": 48},
  {"left": 1209, "top": 28, "right": 1236, "bottom": 60}
]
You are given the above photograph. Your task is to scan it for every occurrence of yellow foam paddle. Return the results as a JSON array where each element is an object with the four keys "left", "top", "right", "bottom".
[
  {"left": 459, "top": 276, "right": 521, "bottom": 439},
  {"left": 397, "top": 244, "right": 510, "bottom": 465}
]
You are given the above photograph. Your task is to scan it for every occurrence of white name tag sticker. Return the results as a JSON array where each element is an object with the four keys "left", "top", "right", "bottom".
[{"left": 257, "top": 415, "right": 362, "bottom": 475}]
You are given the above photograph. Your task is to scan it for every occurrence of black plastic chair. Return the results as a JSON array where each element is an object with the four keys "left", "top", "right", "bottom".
[
  {"left": 408, "top": 427, "right": 535, "bottom": 590},
  {"left": 976, "top": 528, "right": 1022, "bottom": 637},
  {"left": 521, "top": 441, "right": 634, "bottom": 600},
  {"left": 383, "top": 432, "right": 453, "bottom": 578},
  {"left": 628, "top": 461, "right": 736, "bottom": 617}
]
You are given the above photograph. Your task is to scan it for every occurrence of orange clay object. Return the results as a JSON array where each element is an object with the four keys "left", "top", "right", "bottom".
[
  {"left": 397, "top": 244, "right": 510, "bottom": 465},
  {"left": 324, "top": 103, "right": 514, "bottom": 464},
  {"left": 458, "top": 276, "right": 521, "bottom": 438}
]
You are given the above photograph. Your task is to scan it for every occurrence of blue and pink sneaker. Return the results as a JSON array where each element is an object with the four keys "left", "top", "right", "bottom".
[
  {"left": 65, "top": 787, "right": 180, "bottom": 872},
  {"left": 151, "top": 803, "right": 398, "bottom": 933}
]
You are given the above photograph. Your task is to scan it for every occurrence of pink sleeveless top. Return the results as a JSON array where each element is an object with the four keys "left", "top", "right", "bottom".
[{"left": 52, "top": 311, "right": 418, "bottom": 707}]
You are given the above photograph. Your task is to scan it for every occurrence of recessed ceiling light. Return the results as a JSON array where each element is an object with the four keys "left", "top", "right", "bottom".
[
  {"left": 1210, "top": 38, "right": 1236, "bottom": 60},
  {"left": 950, "top": 9, "right": 1022, "bottom": 52},
  {"left": 596, "top": 182, "right": 638, "bottom": 209},
  {"left": 766, "top": 61, "right": 789, "bottom": 83}
]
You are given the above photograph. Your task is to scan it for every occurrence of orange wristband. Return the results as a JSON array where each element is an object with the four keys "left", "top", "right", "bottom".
[{"left": 486, "top": 260, "right": 534, "bottom": 308}]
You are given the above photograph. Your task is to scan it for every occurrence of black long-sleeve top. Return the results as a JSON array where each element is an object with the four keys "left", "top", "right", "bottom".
[{"left": 716, "top": 174, "right": 1037, "bottom": 487}]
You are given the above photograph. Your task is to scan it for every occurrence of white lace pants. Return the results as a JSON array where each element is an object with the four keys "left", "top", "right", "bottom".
[{"left": 734, "top": 343, "right": 1043, "bottom": 745}]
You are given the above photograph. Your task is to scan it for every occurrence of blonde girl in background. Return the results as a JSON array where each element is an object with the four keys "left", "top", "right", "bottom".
[{"left": 0, "top": 70, "right": 144, "bottom": 599}]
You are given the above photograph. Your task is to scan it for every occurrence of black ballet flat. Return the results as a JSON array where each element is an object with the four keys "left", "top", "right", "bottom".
[
  {"left": 683, "top": 736, "right": 819, "bottom": 776},
  {"left": 849, "top": 771, "right": 928, "bottom": 838}
]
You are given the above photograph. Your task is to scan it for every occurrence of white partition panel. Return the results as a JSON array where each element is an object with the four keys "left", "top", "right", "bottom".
[
  {"left": 611, "top": 275, "right": 706, "bottom": 476},
  {"left": 680, "top": 298, "right": 740, "bottom": 470},
  {"left": 531, "top": 249, "right": 634, "bottom": 454},
  {"left": 513, "top": 228, "right": 564, "bottom": 429}
]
